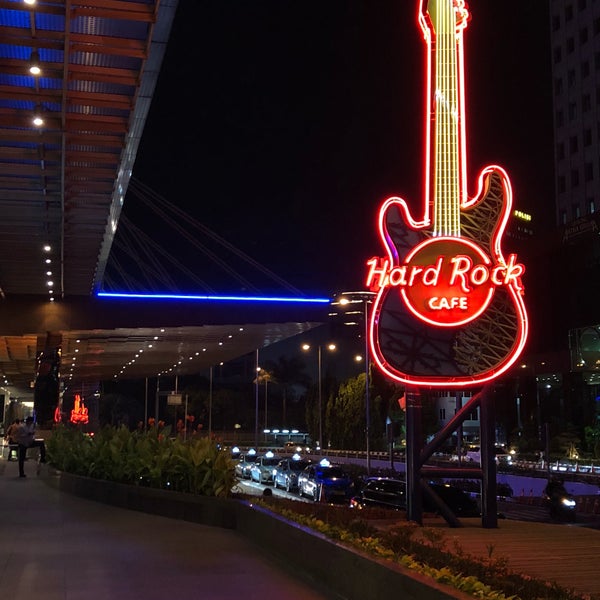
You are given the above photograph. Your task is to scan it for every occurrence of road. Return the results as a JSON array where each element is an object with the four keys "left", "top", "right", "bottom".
[{"left": 235, "top": 473, "right": 600, "bottom": 528}]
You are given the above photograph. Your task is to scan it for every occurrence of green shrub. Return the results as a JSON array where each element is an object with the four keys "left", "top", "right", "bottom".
[{"left": 46, "top": 424, "right": 236, "bottom": 497}]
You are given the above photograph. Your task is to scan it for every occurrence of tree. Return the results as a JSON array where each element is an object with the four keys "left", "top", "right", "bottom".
[
  {"left": 264, "top": 355, "right": 310, "bottom": 427},
  {"left": 551, "top": 423, "right": 581, "bottom": 458},
  {"left": 584, "top": 424, "right": 600, "bottom": 459},
  {"left": 327, "top": 373, "right": 366, "bottom": 449}
]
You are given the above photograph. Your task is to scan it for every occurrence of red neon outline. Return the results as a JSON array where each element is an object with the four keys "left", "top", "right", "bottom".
[{"left": 366, "top": 0, "right": 528, "bottom": 388}]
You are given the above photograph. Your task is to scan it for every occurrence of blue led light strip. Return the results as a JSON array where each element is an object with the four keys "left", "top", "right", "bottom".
[{"left": 97, "top": 292, "right": 331, "bottom": 304}]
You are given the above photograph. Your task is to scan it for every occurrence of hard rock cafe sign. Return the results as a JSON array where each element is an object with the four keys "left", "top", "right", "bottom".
[{"left": 367, "top": 0, "right": 528, "bottom": 388}]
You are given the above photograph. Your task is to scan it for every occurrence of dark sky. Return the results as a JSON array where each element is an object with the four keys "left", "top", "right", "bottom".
[{"left": 128, "top": 1, "right": 553, "bottom": 297}]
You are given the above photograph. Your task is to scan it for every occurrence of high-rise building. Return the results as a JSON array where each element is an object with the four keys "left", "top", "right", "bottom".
[
  {"left": 548, "top": 0, "right": 600, "bottom": 389},
  {"left": 550, "top": 0, "right": 600, "bottom": 227}
]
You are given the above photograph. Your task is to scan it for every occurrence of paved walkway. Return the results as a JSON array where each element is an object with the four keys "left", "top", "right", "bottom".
[
  {"left": 0, "top": 456, "right": 338, "bottom": 600},
  {"left": 3, "top": 453, "right": 600, "bottom": 599}
]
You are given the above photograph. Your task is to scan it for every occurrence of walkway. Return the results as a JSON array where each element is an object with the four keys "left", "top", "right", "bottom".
[
  {"left": 3, "top": 452, "right": 600, "bottom": 599},
  {"left": 422, "top": 514, "right": 600, "bottom": 598},
  {"left": 0, "top": 456, "right": 338, "bottom": 600}
]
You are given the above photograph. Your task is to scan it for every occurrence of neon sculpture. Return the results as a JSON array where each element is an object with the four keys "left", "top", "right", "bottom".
[
  {"left": 367, "top": 0, "right": 528, "bottom": 387},
  {"left": 70, "top": 394, "right": 89, "bottom": 425}
]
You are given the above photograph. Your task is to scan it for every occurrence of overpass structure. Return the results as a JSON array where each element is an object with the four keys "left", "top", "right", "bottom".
[{"left": 0, "top": 1, "right": 328, "bottom": 411}]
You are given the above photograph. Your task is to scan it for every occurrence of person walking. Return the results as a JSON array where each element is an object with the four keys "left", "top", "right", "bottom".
[
  {"left": 16, "top": 416, "right": 46, "bottom": 477},
  {"left": 4, "top": 418, "right": 20, "bottom": 460}
]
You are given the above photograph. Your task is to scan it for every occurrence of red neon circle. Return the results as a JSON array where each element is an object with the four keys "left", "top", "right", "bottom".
[{"left": 401, "top": 237, "right": 495, "bottom": 327}]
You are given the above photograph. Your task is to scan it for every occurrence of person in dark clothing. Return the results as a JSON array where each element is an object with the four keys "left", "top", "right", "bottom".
[
  {"left": 15, "top": 416, "right": 46, "bottom": 477},
  {"left": 544, "top": 476, "right": 567, "bottom": 500}
]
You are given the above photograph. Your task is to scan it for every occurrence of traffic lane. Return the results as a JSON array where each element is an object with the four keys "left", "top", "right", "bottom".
[
  {"left": 236, "top": 478, "right": 600, "bottom": 529},
  {"left": 235, "top": 478, "right": 312, "bottom": 502},
  {"left": 498, "top": 498, "right": 600, "bottom": 528}
]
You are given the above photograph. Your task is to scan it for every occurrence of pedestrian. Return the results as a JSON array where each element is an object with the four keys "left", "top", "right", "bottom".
[
  {"left": 16, "top": 416, "right": 46, "bottom": 478},
  {"left": 4, "top": 418, "right": 20, "bottom": 460}
]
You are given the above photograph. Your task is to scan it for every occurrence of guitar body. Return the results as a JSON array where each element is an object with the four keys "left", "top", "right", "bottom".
[
  {"left": 366, "top": 1, "right": 528, "bottom": 388},
  {"left": 370, "top": 167, "right": 527, "bottom": 387}
]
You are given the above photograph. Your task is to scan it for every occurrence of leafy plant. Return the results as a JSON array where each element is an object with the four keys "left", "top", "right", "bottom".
[{"left": 46, "top": 424, "right": 236, "bottom": 496}]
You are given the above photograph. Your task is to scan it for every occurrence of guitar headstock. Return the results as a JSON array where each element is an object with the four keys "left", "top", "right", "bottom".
[{"left": 420, "top": 0, "right": 470, "bottom": 36}]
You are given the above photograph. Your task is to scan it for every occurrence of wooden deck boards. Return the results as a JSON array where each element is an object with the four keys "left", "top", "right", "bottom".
[{"left": 423, "top": 517, "right": 600, "bottom": 597}]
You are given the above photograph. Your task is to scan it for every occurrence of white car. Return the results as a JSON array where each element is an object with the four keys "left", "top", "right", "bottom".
[
  {"left": 249, "top": 452, "right": 280, "bottom": 484},
  {"left": 274, "top": 455, "right": 312, "bottom": 492},
  {"left": 234, "top": 449, "right": 258, "bottom": 480}
]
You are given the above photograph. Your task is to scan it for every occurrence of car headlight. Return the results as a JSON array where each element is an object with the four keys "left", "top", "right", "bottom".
[{"left": 562, "top": 497, "right": 576, "bottom": 508}]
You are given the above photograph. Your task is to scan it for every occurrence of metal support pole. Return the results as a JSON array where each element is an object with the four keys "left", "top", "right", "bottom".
[
  {"left": 255, "top": 349, "right": 259, "bottom": 449},
  {"left": 545, "top": 422, "right": 551, "bottom": 475},
  {"left": 144, "top": 377, "right": 148, "bottom": 430},
  {"left": 208, "top": 366, "right": 213, "bottom": 439},
  {"left": 480, "top": 385, "right": 498, "bottom": 528},
  {"left": 455, "top": 391, "right": 463, "bottom": 463},
  {"left": 154, "top": 376, "right": 159, "bottom": 423},
  {"left": 536, "top": 376, "right": 542, "bottom": 442},
  {"left": 264, "top": 378, "right": 268, "bottom": 432},
  {"left": 318, "top": 345, "right": 322, "bottom": 450},
  {"left": 184, "top": 394, "right": 188, "bottom": 441},
  {"left": 364, "top": 299, "right": 371, "bottom": 475},
  {"left": 406, "top": 387, "right": 423, "bottom": 525}
]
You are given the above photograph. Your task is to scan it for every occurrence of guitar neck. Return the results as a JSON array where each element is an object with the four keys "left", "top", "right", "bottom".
[{"left": 422, "top": 0, "right": 469, "bottom": 237}]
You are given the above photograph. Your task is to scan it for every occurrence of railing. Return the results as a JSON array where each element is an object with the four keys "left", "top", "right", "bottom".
[{"left": 231, "top": 443, "right": 600, "bottom": 483}]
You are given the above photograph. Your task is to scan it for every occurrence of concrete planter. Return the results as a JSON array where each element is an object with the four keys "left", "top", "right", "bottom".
[{"left": 42, "top": 468, "right": 470, "bottom": 600}]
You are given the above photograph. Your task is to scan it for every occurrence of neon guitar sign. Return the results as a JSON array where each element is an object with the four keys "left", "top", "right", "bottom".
[{"left": 367, "top": 0, "right": 528, "bottom": 387}]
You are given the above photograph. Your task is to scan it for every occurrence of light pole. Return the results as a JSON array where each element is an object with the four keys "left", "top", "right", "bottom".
[
  {"left": 254, "top": 349, "right": 259, "bottom": 449},
  {"left": 255, "top": 367, "right": 272, "bottom": 436},
  {"left": 208, "top": 365, "right": 213, "bottom": 439},
  {"left": 302, "top": 342, "right": 336, "bottom": 450},
  {"left": 335, "top": 291, "right": 375, "bottom": 474},
  {"left": 363, "top": 297, "right": 371, "bottom": 474}
]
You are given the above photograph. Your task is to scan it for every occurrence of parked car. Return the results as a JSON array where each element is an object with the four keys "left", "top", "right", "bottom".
[
  {"left": 234, "top": 449, "right": 258, "bottom": 480},
  {"left": 273, "top": 455, "right": 312, "bottom": 492},
  {"left": 350, "top": 477, "right": 480, "bottom": 517},
  {"left": 349, "top": 477, "right": 406, "bottom": 511},
  {"left": 297, "top": 458, "right": 354, "bottom": 503},
  {"left": 249, "top": 451, "right": 280, "bottom": 484}
]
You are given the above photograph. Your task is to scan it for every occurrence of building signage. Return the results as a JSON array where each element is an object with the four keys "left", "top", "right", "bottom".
[{"left": 366, "top": 0, "right": 528, "bottom": 388}]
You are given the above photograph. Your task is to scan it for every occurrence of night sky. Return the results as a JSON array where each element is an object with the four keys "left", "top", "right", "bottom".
[{"left": 127, "top": 1, "right": 553, "bottom": 298}]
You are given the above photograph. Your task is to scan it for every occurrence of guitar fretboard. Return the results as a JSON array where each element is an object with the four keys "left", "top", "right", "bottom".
[{"left": 430, "top": 0, "right": 467, "bottom": 237}]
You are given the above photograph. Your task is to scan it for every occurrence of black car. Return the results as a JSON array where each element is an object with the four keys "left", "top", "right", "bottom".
[
  {"left": 350, "top": 477, "right": 407, "bottom": 511},
  {"left": 350, "top": 477, "right": 480, "bottom": 517}
]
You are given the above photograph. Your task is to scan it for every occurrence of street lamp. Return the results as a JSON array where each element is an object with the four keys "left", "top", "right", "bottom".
[
  {"left": 302, "top": 342, "right": 336, "bottom": 450},
  {"left": 335, "top": 291, "right": 375, "bottom": 474},
  {"left": 255, "top": 367, "right": 272, "bottom": 435}
]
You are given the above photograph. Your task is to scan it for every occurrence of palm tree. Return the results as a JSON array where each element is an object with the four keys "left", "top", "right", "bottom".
[{"left": 254, "top": 368, "right": 275, "bottom": 431}]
